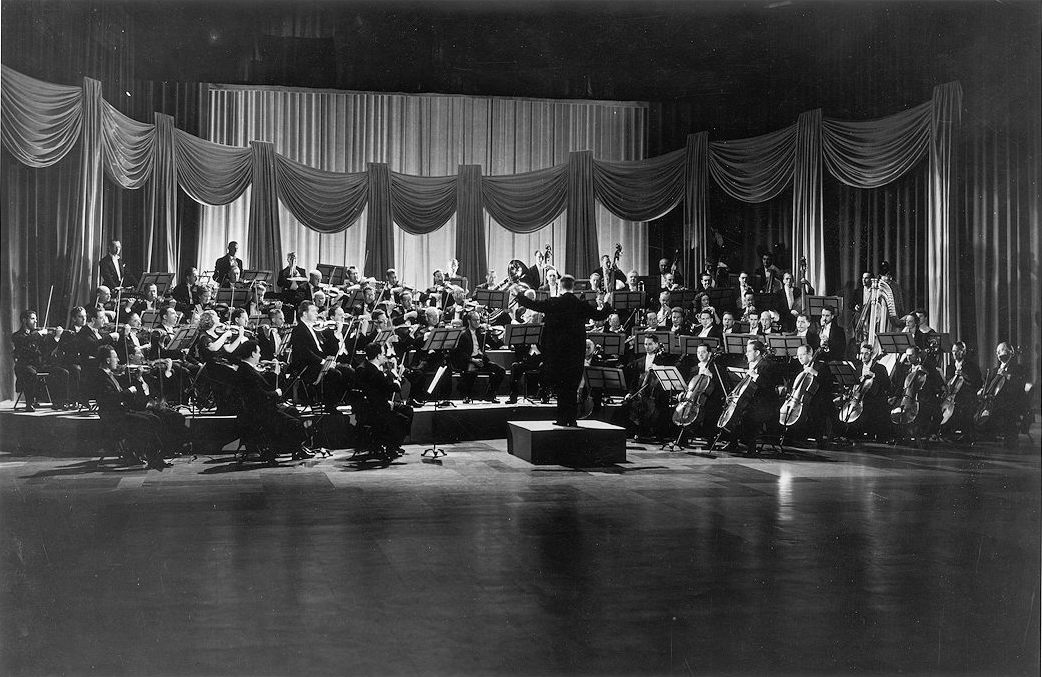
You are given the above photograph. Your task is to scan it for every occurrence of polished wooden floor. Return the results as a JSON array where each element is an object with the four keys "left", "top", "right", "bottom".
[{"left": 1, "top": 431, "right": 1039, "bottom": 676}]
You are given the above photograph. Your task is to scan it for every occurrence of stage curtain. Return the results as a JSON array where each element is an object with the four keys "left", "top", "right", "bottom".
[
  {"left": 274, "top": 154, "right": 368, "bottom": 233},
  {"left": 567, "top": 150, "right": 599, "bottom": 278},
  {"left": 72, "top": 78, "right": 106, "bottom": 313},
  {"left": 708, "top": 124, "right": 796, "bottom": 203},
  {"left": 683, "top": 133, "right": 709, "bottom": 278},
  {"left": 481, "top": 165, "right": 568, "bottom": 233},
  {"left": 247, "top": 141, "right": 283, "bottom": 280},
  {"left": 927, "top": 82, "right": 963, "bottom": 334},
  {"left": 99, "top": 99, "right": 155, "bottom": 190},
  {"left": 822, "top": 101, "right": 931, "bottom": 188},
  {"left": 793, "top": 109, "right": 824, "bottom": 291},
  {"left": 365, "top": 163, "right": 394, "bottom": 278},
  {"left": 389, "top": 171, "right": 458, "bottom": 235},
  {"left": 456, "top": 165, "right": 487, "bottom": 285},
  {"left": 173, "top": 129, "right": 253, "bottom": 206},
  {"left": 147, "top": 113, "right": 178, "bottom": 274},
  {"left": 0, "top": 66, "right": 83, "bottom": 168},
  {"left": 593, "top": 148, "right": 685, "bottom": 222}
]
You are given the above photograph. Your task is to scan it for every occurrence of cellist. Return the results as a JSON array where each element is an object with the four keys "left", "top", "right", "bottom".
[
  {"left": 616, "top": 334, "right": 674, "bottom": 441},
  {"left": 939, "top": 341, "right": 982, "bottom": 442},
  {"left": 840, "top": 343, "right": 892, "bottom": 442},
  {"left": 686, "top": 342, "right": 726, "bottom": 440},
  {"left": 722, "top": 339, "right": 784, "bottom": 455},
  {"left": 974, "top": 342, "right": 1024, "bottom": 448},
  {"left": 888, "top": 346, "right": 944, "bottom": 443},
  {"left": 778, "top": 344, "right": 833, "bottom": 447}
]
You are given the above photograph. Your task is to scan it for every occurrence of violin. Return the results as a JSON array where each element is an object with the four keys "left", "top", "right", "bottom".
[
  {"left": 717, "top": 361, "right": 761, "bottom": 432},
  {"left": 779, "top": 353, "right": 821, "bottom": 428}
]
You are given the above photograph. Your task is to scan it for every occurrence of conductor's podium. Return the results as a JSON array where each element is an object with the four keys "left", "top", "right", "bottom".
[{"left": 507, "top": 420, "right": 627, "bottom": 466}]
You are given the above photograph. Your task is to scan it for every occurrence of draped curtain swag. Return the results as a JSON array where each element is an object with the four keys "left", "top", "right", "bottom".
[{"left": 0, "top": 63, "right": 961, "bottom": 330}]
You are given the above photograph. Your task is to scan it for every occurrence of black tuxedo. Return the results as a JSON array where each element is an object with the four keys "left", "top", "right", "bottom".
[
  {"left": 289, "top": 321, "right": 352, "bottom": 411},
  {"left": 355, "top": 360, "right": 413, "bottom": 448},
  {"left": 257, "top": 324, "right": 286, "bottom": 361},
  {"left": 99, "top": 255, "right": 128, "bottom": 290},
  {"left": 94, "top": 368, "right": 187, "bottom": 461},
  {"left": 776, "top": 285, "right": 813, "bottom": 331},
  {"left": 516, "top": 291, "right": 613, "bottom": 422},
  {"left": 277, "top": 265, "right": 307, "bottom": 292},
  {"left": 213, "top": 254, "right": 243, "bottom": 285},
  {"left": 817, "top": 322, "right": 847, "bottom": 360},
  {"left": 12, "top": 328, "right": 69, "bottom": 407},
  {"left": 449, "top": 327, "right": 505, "bottom": 400},
  {"left": 169, "top": 282, "right": 201, "bottom": 314}
]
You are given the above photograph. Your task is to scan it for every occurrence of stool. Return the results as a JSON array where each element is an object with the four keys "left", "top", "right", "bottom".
[{"left": 13, "top": 371, "right": 52, "bottom": 410}]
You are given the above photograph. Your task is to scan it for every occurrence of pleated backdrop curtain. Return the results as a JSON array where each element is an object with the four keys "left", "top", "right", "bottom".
[{"left": 198, "top": 86, "right": 648, "bottom": 287}]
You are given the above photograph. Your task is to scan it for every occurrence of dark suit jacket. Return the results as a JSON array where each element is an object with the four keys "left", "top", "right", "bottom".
[
  {"left": 944, "top": 359, "right": 983, "bottom": 396},
  {"left": 257, "top": 324, "right": 284, "bottom": 361},
  {"left": 449, "top": 328, "right": 501, "bottom": 371},
  {"left": 818, "top": 323, "right": 847, "bottom": 360},
  {"left": 99, "top": 255, "right": 127, "bottom": 289},
  {"left": 624, "top": 351, "right": 676, "bottom": 393},
  {"left": 213, "top": 255, "right": 243, "bottom": 285},
  {"left": 356, "top": 360, "right": 400, "bottom": 412},
  {"left": 277, "top": 265, "right": 307, "bottom": 292},
  {"left": 76, "top": 327, "right": 107, "bottom": 370},
  {"left": 791, "top": 328, "right": 821, "bottom": 351},
  {"left": 237, "top": 362, "right": 280, "bottom": 419},
  {"left": 516, "top": 292, "right": 613, "bottom": 370},
  {"left": 692, "top": 324, "right": 723, "bottom": 341},
  {"left": 169, "top": 282, "right": 200, "bottom": 314},
  {"left": 289, "top": 322, "right": 327, "bottom": 373}
]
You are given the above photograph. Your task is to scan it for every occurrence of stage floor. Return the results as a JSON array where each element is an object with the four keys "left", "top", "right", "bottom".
[{"left": 1, "top": 429, "right": 1039, "bottom": 676}]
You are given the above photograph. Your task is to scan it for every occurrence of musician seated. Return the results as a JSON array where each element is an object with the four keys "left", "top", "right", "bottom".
[
  {"left": 77, "top": 306, "right": 119, "bottom": 374},
  {"left": 221, "top": 265, "right": 245, "bottom": 289},
  {"left": 169, "top": 267, "right": 202, "bottom": 315},
  {"left": 423, "top": 269, "right": 459, "bottom": 308},
  {"left": 342, "top": 266, "right": 363, "bottom": 290},
  {"left": 476, "top": 269, "right": 498, "bottom": 291},
  {"left": 656, "top": 292, "right": 672, "bottom": 325},
  {"left": 731, "top": 339, "right": 785, "bottom": 455},
  {"left": 257, "top": 307, "right": 289, "bottom": 361},
  {"left": 974, "top": 342, "right": 1025, "bottom": 447},
  {"left": 391, "top": 290, "right": 421, "bottom": 327},
  {"left": 355, "top": 342, "right": 414, "bottom": 455},
  {"left": 507, "top": 302, "right": 548, "bottom": 405},
  {"left": 55, "top": 306, "right": 87, "bottom": 405},
  {"left": 842, "top": 343, "right": 892, "bottom": 440},
  {"left": 12, "top": 309, "right": 70, "bottom": 410},
  {"left": 888, "top": 346, "right": 944, "bottom": 442},
  {"left": 791, "top": 313, "right": 820, "bottom": 350},
  {"left": 780, "top": 344, "right": 834, "bottom": 446},
  {"left": 617, "top": 335, "right": 674, "bottom": 440},
  {"left": 692, "top": 309, "right": 722, "bottom": 340},
  {"left": 115, "top": 312, "right": 151, "bottom": 366},
  {"left": 667, "top": 307, "right": 692, "bottom": 337},
  {"left": 450, "top": 310, "right": 505, "bottom": 404},
  {"left": 642, "top": 310, "right": 661, "bottom": 330},
  {"left": 94, "top": 285, "right": 117, "bottom": 322},
  {"left": 298, "top": 270, "right": 323, "bottom": 304},
  {"left": 129, "top": 283, "right": 163, "bottom": 316},
  {"left": 233, "top": 340, "right": 312, "bottom": 463},
  {"left": 939, "top": 340, "right": 982, "bottom": 441},
  {"left": 384, "top": 267, "right": 409, "bottom": 302},
  {"left": 657, "top": 258, "right": 683, "bottom": 288},
  {"left": 246, "top": 281, "right": 278, "bottom": 317},
  {"left": 312, "top": 290, "right": 330, "bottom": 317},
  {"left": 588, "top": 272, "right": 603, "bottom": 294},
  {"left": 757, "top": 310, "right": 780, "bottom": 336},
  {"left": 289, "top": 300, "right": 354, "bottom": 413},
  {"left": 94, "top": 345, "right": 189, "bottom": 470},
  {"left": 662, "top": 273, "right": 682, "bottom": 292},
  {"left": 683, "top": 342, "right": 726, "bottom": 440},
  {"left": 193, "top": 310, "right": 247, "bottom": 413}
]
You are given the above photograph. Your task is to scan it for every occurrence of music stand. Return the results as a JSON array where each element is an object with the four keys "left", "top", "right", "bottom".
[
  {"left": 875, "top": 332, "right": 914, "bottom": 356},
  {"left": 806, "top": 295, "right": 845, "bottom": 319},
  {"left": 139, "top": 309, "right": 160, "bottom": 329},
  {"left": 422, "top": 364, "right": 454, "bottom": 460},
  {"left": 650, "top": 366, "right": 686, "bottom": 394},
  {"left": 669, "top": 290, "right": 699, "bottom": 308},
  {"left": 214, "top": 287, "right": 246, "bottom": 309},
  {"left": 753, "top": 293, "right": 778, "bottom": 313},
  {"left": 724, "top": 333, "right": 758, "bottom": 355},
  {"left": 472, "top": 288, "right": 509, "bottom": 310},
  {"left": 421, "top": 327, "right": 463, "bottom": 353},
  {"left": 828, "top": 361, "right": 859, "bottom": 389},
  {"left": 586, "top": 331, "right": 626, "bottom": 356},
  {"left": 610, "top": 290, "right": 645, "bottom": 312},
  {"left": 138, "top": 272, "right": 175, "bottom": 296},
  {"left": 339, "top": 289, "right": 365, "bottom": 312},
  {"left": 680, "top": 336, "right": 721, "bottom": 355},
  {"left": 767, "top": 334, "right": 807, "bottom": 358},
  {"left": 706, "top": 287, "right": 736, "bottom": 312},
  {"left": 504, "top": 322, "right": 543, "bottom": 347},
  {"left": 167, "top": 325, "right": 198, "bottom": 352},
  {"left": 375, "top": 329, "right": 396, "bottom": 346},
  {"left": 584, "top": 366, "right": 627, "bottom": 395},
  {"left": 633, "top": 329, "right": 671, "bottom": 354}
]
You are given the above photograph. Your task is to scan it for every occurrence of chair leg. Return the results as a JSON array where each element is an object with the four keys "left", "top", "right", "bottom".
[{"left": 13, "top": 392, "right": 22, "bottom": 410}]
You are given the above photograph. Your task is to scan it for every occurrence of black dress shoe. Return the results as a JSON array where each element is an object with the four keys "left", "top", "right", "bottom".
[
  {"left": 292, "top": 448, "right": 315, "bottom": 460},
  {"left": 506, "top": 395, "right": 518, "bottom": 405},
  {"left": 484, "top": 396, "right": 500, "bottom": 404},
  {"left": 406, "top": 398, "right": 424, "bottom": 408},
  {"left": 24, "top": 403, "right": 36, "bottom": 412},
  {"left": 553, "top": 420, "right": 579, "bottom": 427},
  {"left": 462, "top": 397, "right": 473, "bottom": 404}
]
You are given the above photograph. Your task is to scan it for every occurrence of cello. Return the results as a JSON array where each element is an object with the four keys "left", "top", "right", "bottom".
[
  {"left": 890, "top": 363, "right": 928, "bottom": 427},
  {"left": 717, "top": 361, "right": 760, "bottom": 433},
  {"left": 779, "top": 351, "right": 821, "bottom": 429},
  {"left": 973, "top": 348, "right": 1017, "bottom": 428},
  {"left": 939, "top": 367, "right": 968, "bottom": 426}
]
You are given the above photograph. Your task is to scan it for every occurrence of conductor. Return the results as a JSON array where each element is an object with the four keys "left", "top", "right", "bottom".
[{"left": 514, "top": 274, "right": 613, "bottom": 426}]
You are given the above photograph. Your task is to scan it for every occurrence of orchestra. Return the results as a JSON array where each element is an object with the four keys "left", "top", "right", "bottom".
[{"left": 10, "top": 241, "right": 1035, "bottom": 468}]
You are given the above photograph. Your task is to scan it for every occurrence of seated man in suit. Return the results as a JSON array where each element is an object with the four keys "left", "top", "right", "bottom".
[
  {"left": 169, "top": 267, "right": 202, "bottom": 315},
  {"left": 449, "top": 310, "right": 505, "bottom": 404},
  {"left": 791, "top": 313, "right": 820, "bottom": 350},
  {"left": 289, "top": 300, "right": 353, "bottom": 413},
  {"left": 11, "top": 309, "right": 70, "bottom": 410},
  {"left": 355, "top": 342, "right": 414, "bottom": 455},
  {"left": 234, "top": 339, "right": 312, "bottom": 462}
]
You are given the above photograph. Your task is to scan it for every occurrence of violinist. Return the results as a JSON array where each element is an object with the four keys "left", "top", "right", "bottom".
[
  {"left": 423, "top": 269, "right": 460, "bottom": 309},
  {"left": 355, "top": 342, "right": 414, "bottom": 456},
  {"left": 129, "top": 283, "right": 163, "bottom": 316},
  {"left": 115, "top": 312, "right": 151, "bottom": 366},
  {"left": 974, "top": 342, "right": 1024, "bottom": 447},
  {"left": 817, "top": 306, "right": 847, "bottom": 359},
  {"left": 391, "top": 290, "right": 421, "bottom": 328},
  {"left": 94, "top": 345, "right": 189, "bottom": 470},
  {"left": 11, "top": 309, "right": 70, "bottom": 410},
  {"left": 246, "top": 281, "right": 277, "bottom": 317},
  {"left": 234, "top": 340, "right": 313, "bottom": 462},
  {"left": 289, "top": 300, "right": 353, "bottom": 413},
  {"left": 450, "top": 310, "right": 505, "bottom": 404},
  {"left": 169, "top": 267, "right": 202, "bottom": 315},
  {"left": 77, "top": 306, "right": 119, "bottom": 372},
  {"left": 93, "top": 285, "right": 118, "bottom": 322},
  {"left": 888, "top": 346, "right": 944, "bottom": 442},
  {"left": 193, "top": 310, "right": 244, "bottom": 413},
  {"left": 342, "top": 266, "right": 363, "bottom": 290},
  {"left": 939, "top": 341, "right": 982, "bottom": 442},
  {"left": 257, "top": 307, "right": 288, "bottom": 362}
]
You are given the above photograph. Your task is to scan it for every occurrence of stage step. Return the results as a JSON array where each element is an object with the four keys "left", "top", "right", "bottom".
[{"left": 507, "top": 420, "right": 627, "bottom": 466}]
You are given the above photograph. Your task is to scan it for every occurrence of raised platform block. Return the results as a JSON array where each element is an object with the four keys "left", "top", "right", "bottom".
[{"left": 507, "top": 420, "right": 627, "bottom": 466}]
